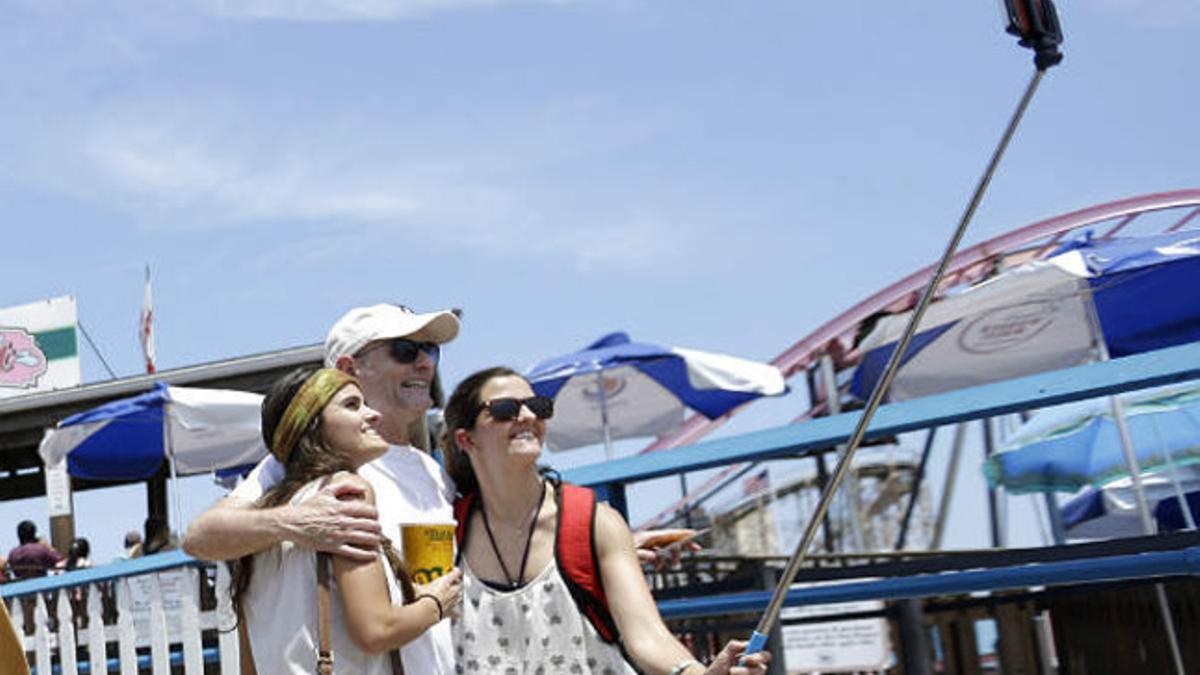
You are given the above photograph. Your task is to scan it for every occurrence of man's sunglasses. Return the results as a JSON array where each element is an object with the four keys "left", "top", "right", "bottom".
[
  {"left": 374, "top": 338, "right": 440, "bottom": 365},
  {"left": 478, "top": 396, "right": 555, "bottom": 422}
]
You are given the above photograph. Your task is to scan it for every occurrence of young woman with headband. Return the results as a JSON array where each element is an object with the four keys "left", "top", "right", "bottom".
[{"left": 231, "top": 366, "right": 463, "bottom": 674}]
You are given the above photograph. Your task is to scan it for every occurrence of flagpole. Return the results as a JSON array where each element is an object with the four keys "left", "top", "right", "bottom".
[{"left": 140, "top": 264, "right": 157, "bottom": 375}]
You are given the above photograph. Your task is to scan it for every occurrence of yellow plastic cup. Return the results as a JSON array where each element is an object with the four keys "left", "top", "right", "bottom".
[{"left": 400, "top": 522, "right": 456, "bottom": 584}]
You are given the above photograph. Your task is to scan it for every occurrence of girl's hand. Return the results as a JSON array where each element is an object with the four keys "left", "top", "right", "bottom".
[
  {"left": 415, "top": 568, "right": 463, "bottom": 620},
  {"left": 703, "top": 639, "right": 770, "bottom": 675}
]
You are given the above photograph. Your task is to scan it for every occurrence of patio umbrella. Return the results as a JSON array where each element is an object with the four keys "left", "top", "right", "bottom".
[
  {"left": 850, "top": 230, "right": 1200, "bottom": 402},
  {"left": 526, "top": 332, "right": 787, "bottom": 458},
  {"left": 983, "top": 381, "right": 1200, "bottom": 494},
  {"left": 1061, "top": 468, "right": 1200, "bottom": 538},
  {"left": 38, "top": 383, "right": 267, "bottom": 532}
]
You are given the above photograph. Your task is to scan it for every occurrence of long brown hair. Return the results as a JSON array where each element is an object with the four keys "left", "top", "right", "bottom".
[
  {"left": 440, "top": 366, "right": 522, "bottom": 498},
  {"left": 228, "top": 366, "right": 415, "bottom": 622}
]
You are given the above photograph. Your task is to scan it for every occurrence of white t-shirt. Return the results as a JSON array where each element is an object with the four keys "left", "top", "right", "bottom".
[{"left": 233, "top": 445, "right": 458, "bottom": 675}]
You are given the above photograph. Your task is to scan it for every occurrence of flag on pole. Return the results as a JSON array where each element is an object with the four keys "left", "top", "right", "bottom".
[
  {"left": 742, "top": 468, "right": 770, "bottom": 498},
  {"left": 139, "top": 265, "right": 156, "bottom": 374}
]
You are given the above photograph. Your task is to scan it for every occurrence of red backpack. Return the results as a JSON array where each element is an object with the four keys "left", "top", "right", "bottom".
[{"left": 454, "top": 482, "right": 621, "bottom": 644}]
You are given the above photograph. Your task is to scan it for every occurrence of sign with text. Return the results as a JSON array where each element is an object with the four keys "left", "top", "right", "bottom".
[
  {"left": 781, "top": 599, "right": 892, "bottom": 672},
  {"left": 44, "top": 460, "right": 72, "bottom": 517},
  {"left": 126, "top": 570, "right": 189, "bottom": 645}
]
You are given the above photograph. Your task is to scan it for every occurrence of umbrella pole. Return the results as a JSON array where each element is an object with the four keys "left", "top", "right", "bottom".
[
  {"left": 596, "top": 371, "right": 614, "bottom": 461},
  {"left": 1151, "top": 424, "right": 1197, "bottom": 531},
  {"left": 1084, "top": 290, "right": 1188, "bottom": 675},
  {"left": 163, "top": 401, "right": 184, "bottom": 540}
]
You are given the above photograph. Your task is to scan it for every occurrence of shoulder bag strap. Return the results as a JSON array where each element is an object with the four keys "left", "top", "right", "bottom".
[{"left": 317, "top": 551, "right": 335, "bottom": 675}]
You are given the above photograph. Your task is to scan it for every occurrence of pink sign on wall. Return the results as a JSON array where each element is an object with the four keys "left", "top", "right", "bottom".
[{"left": 0, "top": 327, "right": 48, "bottom": 388}]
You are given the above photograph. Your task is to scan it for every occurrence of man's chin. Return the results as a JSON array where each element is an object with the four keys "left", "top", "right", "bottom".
[{"left": 393, "top": 391, "right": 433, "bottom": 413}]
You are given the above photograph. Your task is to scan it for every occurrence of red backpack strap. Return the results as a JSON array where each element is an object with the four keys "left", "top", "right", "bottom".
[
  {"left": 555, "top": 483, "right": 620, "bottom": 644},
  {"left": 453, "top": 492, "right": 476, "bottom": 564}
]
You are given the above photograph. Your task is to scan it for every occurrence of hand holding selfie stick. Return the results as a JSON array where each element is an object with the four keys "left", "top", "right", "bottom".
[{"left": 741, "top": 1, "right": 1063, "bottom": 661}]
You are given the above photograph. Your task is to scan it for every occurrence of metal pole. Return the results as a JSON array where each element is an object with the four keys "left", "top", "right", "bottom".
[
  {"left": 819, "top": 354, "right": 866, "bottom": 551},
  {"left": 1043, "top": 493, "right": 1066, "bottom": 545},
  {"left": 896, "top": 426, "right": 938, "bottom": 551},
  {"left": 982, "top": 418, "right": 1007, "bottom": 548},
  {"left": 163, "top": 401, "right": 184, "bottom": 538},
  {"left": 1150, "top": 422, "right": 1197, "bottom": 531},
  {"left": 678, "top": 472, "right": 694, "bottom": 529},
  {"left": 897, "top": 598, "right": 934, "bottom": 675},
  {"left": 932, "top": 422, "right": 968, "bottom": 550},
  {"left": 806, "top": 367, "right": 838, "bottom": 552},
  {"left": 1082, "top": 287, "right": 1187, "bottom": 675},
  {"left": 596, "top": 371, "right": 614, "bottom": 461},
  {"left": 743, "top": 70, "right": 1049, "bottom": 656}
]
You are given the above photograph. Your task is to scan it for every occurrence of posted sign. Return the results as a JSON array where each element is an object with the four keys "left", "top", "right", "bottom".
[
  {"left": 0, "top": 296, "right": 80, "bottom": 399},
  {"left": 781, "top": 600, "right": 892, "bottom": 672}
]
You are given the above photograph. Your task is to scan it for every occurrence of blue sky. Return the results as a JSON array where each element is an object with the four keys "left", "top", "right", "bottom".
[{"left": 4, "top": 0, "right": 1199, "bottom": 561}]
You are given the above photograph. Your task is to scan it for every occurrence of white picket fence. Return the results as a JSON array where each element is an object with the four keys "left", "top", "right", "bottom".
[{"left": 1, "top": 552, "right": 240, "bottom": 674}]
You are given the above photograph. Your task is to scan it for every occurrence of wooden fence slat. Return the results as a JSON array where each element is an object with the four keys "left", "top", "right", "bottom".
[
  {"left": 56, "top": 590, "right": 78, "bottom": 675},
  {"left": 148, "top": 575, "right": 170, "bottom": 674},
  {"left": 116, "top": 578, "right": 137, "bottom": 675},
  {"left": 216, "top": 563, "right": 239, "bottom": 675},
  {"left": 33, "top": 595, "right": 51, "bottom": 675},
  {"left": 86, "top": 584, "right": 108, "bottom": 675},
  {"left": 179, "top": 568, "right": 204, "bottom": 674}
]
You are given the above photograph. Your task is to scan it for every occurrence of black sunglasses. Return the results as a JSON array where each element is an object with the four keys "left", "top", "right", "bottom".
[
  {"left": 379, "top": 338, "right": 440, "bottom": 365},
  {"left": 478, "top": 396, "right": 554, "bottom": 422}
]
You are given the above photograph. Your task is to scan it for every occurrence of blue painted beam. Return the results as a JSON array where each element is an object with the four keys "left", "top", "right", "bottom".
[
  {"left": 1, "top": 550, "right": 199, "bottom": 598},
  {"left": 657, "top": 545, "right": 1200, "bottom": 619},
  {"left": 564, "top": 342, "right": 1200, "bottom": 487}
]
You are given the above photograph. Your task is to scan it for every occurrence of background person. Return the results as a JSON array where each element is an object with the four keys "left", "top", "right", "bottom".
[
  {"left": 6, "top": 521, "right": 62, "bottom": 580},
  {"left": 443, "top": 367, "right": 769, "bottom": 675},
  {"left": 232, "top": 367, "right": 462, "bottom": 674}
]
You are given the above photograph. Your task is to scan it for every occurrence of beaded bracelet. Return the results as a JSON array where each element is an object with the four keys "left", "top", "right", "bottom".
[
  {"left": 668, "top": 659, "right": 702, "bottom": 675},
  {"left": 416, "top": 593, "right": 444, "bottom": 621}
]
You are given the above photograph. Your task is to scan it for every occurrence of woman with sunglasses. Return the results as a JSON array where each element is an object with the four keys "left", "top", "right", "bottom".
[
  {"left": 442, "top": 367, "right": 770, "bottom": 675},
  {"left": 231, "top": 366, "right": 463, "bottom": 674}
]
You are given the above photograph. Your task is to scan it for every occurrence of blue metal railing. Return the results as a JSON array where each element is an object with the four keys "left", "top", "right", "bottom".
[
  {"left": 658, "top": 545, "right": 1200, "bottom": 619},
  {"left": 1, "top": 551, "right": 198, "bottom": 599}
]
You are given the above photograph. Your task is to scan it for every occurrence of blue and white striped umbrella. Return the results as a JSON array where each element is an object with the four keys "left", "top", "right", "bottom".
[
  {"left": 526, "top": 332, "right": 787, "bottom": 454},
  {"left": 38, "top": 382, "right": 266, "bottom": 481},
  {"left": 851, "top": 231, "right": 1200, "bottom": 402}
]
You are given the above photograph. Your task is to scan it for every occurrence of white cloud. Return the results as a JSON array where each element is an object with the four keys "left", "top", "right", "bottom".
[{"left": 199, "top": 0, "right": 571, "bottom": 21}]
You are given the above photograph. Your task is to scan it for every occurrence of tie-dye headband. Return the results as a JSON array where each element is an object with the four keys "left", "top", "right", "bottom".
[{"left": 271, "top": 368, "right": 357, "bottom": 464}]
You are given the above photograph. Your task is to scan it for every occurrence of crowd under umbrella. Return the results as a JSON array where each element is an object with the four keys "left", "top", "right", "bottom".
[
  {"left": 525, "top": 332, "right": 787, "bottom": 459},
  {"left": 38, "top": 382, "right": 267, "bottom": 535},
  {"left": 985, "top": 381, "right": 1200, "bottom": 536}
]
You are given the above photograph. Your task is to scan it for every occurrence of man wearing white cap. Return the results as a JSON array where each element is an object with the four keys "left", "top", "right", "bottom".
[{"left": 184, "top": 303, "right": 462, "bottom": 673}]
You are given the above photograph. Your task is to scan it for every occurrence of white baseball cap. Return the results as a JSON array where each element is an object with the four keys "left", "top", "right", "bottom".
[{"left": 324, "top": 304, "right": 460, "bottom": 366}]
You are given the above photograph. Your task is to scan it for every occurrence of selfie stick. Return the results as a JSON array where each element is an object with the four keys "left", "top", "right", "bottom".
[{"left": 743, "top": 1, "right": 1063, "bottom": 659}]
